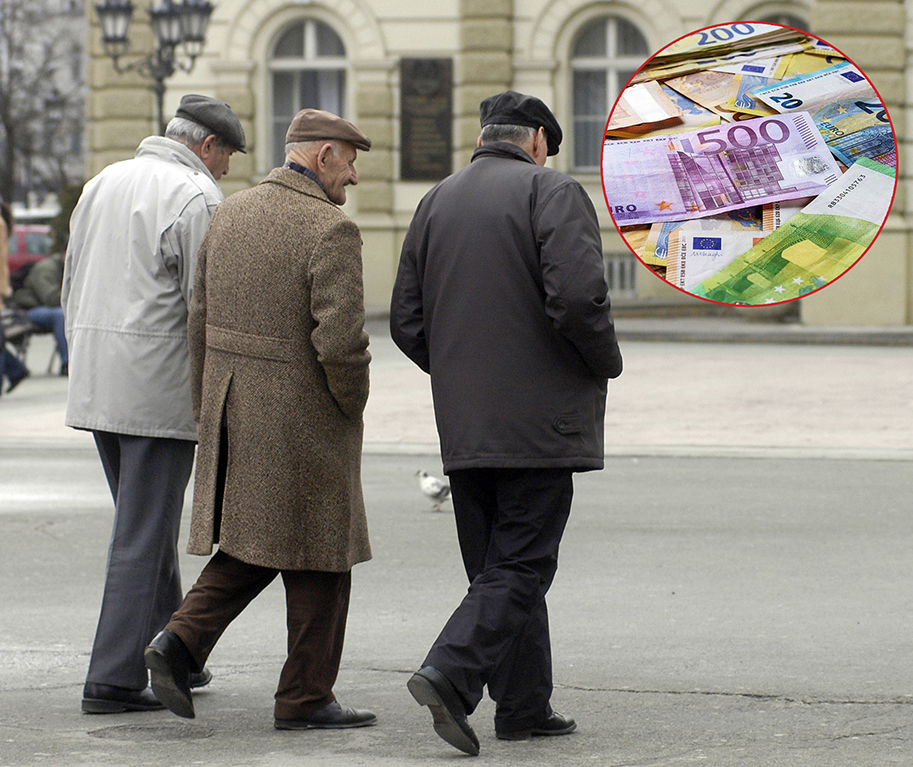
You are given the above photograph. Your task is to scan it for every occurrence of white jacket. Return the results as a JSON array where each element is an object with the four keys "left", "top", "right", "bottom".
[{"left": 62, "top": 137, "right": 223, "bottom": 440}]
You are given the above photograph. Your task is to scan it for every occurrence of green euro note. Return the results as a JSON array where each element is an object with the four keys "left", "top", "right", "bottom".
[{"left": 692, "top": 158, "right": 895, "bottom": 304}]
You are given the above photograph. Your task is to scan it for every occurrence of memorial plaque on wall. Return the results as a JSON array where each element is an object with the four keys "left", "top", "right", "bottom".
[{"left": 400, "top": 58, "right": 453, "bottom": 181}]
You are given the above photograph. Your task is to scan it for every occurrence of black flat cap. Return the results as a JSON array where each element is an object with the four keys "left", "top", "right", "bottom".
[
  {"left": 175, "top": 94, "right": 246, "bottom": 153},
  {"left": 479, "top": 90, "right": 563, "bottom": 156}
]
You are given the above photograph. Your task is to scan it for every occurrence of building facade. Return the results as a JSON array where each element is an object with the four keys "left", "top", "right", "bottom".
[
  {"left": 84, "top": 0, "right": 910, "bottom": 324},
  {"left": 2, "top": 0, "right": 86, "bottom": 212}
]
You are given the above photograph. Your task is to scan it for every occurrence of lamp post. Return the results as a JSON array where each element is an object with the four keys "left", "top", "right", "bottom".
[{"left": 95, "top": 0, "right": 214, "bottom": 135}]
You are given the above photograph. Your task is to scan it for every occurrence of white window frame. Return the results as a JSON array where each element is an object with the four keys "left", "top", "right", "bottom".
[{"left": 570, "top": 15, "right": 650, "bottom": 173}]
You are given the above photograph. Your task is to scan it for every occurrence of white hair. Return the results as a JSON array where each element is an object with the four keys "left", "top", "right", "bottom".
[
  {"left": 165, "top": 116, "right": 230, "bottom": 149},
  {"left": 480, "top": 124, "right": 536, "bottom": 146}
]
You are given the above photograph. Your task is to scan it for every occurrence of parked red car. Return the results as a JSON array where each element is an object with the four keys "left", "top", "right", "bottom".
[{"left": 8, "top": 224, "right": 53, "bottom": 274}]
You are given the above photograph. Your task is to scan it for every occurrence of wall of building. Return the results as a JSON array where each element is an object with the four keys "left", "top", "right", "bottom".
[
  {"left": 85, "top": 0, "right": 910, "bottom": 324},
  {"left": 801, "top": 0, "right": 909, "bottom": 325}
]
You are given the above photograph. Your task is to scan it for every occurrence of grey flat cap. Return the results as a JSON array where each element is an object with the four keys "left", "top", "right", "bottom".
[
  {"left": 285, "top": 109, "right": 371, "bottom": 151},
  {"left": 176, "top": 94, "right": 246, "bottom": 153}
]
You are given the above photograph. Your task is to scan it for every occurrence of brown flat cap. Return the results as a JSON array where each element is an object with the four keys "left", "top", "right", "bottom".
[{"left": 285, "top": 109, "right": 371, "bottom": 151}]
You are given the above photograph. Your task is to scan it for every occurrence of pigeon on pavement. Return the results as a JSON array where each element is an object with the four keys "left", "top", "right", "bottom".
[{"left": 416, "top": 470, "right": 451, "bottom": 511}]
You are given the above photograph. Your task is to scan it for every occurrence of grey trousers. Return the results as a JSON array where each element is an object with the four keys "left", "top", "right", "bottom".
[{"left": 86, "top": 431, "right": 195, "bottom": 690}]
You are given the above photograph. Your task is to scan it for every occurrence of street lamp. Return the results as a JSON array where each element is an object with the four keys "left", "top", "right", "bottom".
[{"left": 95, "top": 0, "right": 215, "bottom": 135}]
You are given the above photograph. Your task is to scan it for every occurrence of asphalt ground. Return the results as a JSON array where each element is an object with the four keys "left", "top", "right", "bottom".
[{"left": 1, "top": 321, "right": 912, "bottom": 766}]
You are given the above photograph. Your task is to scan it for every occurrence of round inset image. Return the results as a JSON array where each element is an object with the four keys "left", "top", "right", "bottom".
[{"left": 601, "top": 22, "right": 897, "bottom": 306}]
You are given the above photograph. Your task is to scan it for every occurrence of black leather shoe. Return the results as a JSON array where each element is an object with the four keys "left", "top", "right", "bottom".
[
  {"left": 144, "top": 629, "right": 195, "bottom": 719},
  {"left": 189, "top": 667, "right": 213, "bottom": 689},
  {"left": 407, "top": 666, "right": 480, "bottom": 756},
  {"left": 82, "top": 683, "right": 164, "bottom": 714},
  {"left": 6, "top": 368, "right": 29, "bottom": 393},
  {"left": 274, "top": 700, "right": 377, "bottom": 730},
  {"left": 496, "top": 710, "right": 577, "bottom": 740}
]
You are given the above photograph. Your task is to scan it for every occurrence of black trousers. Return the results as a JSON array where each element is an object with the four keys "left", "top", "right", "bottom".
[{"left": 424, "top": 467, "right": 573, "bottom": 731}]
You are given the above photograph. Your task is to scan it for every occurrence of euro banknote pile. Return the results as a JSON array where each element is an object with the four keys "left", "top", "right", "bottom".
[{"left": 602, "top": 22, "right": 896, "bottom": 304}]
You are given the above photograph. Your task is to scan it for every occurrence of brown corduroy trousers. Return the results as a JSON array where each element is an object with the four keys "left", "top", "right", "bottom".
[{"left": 165, "top": 549, "right": 351, "bottom": 719}]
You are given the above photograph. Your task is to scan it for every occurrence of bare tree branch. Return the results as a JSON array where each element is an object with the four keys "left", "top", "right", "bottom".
[{"left": 0, "top": 0, "right": 85, "bottom": 204}]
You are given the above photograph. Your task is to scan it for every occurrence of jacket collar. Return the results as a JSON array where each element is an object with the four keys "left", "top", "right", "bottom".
[
  {"left": 283, "top": 160, "right": 324, "bottom": 191},
  {"left": 135, "top": 136, "right": 217, "bottom": 185},
  {"left": 260, "top": 166, "right": 334, "bottom": 204},
  {"left": 470, "top": 141, "right": 536, "bottom": 165}
]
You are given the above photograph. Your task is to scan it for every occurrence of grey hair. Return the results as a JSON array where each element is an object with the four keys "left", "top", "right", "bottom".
[
  {"left": 165, "top": 116, "right": 230, "bottom": 149},
  {"left": 480, "top": 124, "right": 536, "bottom": 146}
]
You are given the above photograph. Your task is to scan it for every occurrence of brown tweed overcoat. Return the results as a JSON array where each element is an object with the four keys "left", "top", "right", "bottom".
[{"left": 186, "top": 167, "right": 371, "bottom": 572}]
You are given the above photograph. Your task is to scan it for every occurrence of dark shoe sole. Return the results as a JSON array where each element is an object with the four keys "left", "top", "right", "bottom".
[
  {"left": 407, "top": 671, "right": 479, "bottom": 756},
  {"left": 81, "top": 697, "right": 165, "bottom": 714},
  {"left": 497, "top": 722, "right": 577, "bottom": 740},
  {"left": 497, "top": 719, "right": 577, "bottom": 740},
  {"left": 274, "top": 715, "right": 378, "bottom": 730},
  {"left": 144, "top": 646, "right": 195, "bottom": 719}
]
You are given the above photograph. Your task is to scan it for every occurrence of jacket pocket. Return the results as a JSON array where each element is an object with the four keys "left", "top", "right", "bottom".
[{"left": 553, "top": 413, "right": 582, "bottom": 435}]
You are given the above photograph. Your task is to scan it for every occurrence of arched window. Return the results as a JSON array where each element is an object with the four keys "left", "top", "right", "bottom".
[
  {"left": 570, "top": 16, "right": 649, "bottom": 171},
  {"left": 269, "top": 19, "right": 346, "bottom": 167}
]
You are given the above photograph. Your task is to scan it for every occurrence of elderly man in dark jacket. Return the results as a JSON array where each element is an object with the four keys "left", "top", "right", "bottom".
[
  {"left": 391, "top": 90, "right": 623, "bottom": 756},
  {"left": 144, "top": 109, "right": 375, "bottom": 731}
]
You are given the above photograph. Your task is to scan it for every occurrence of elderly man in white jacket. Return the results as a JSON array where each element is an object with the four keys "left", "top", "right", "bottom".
[{"left": 62, "top": 94, "right": 245, "bottom": 714}]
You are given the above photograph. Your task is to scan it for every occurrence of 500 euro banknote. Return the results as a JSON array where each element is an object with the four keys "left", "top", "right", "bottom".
[{"left": 603, "top": 111, "right": 841, "bottom": 225}]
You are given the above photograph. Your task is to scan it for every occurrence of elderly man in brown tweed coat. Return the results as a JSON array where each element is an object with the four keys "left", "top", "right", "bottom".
[{"left": 143, "top": 109, "right": 376, "bottom": 731}]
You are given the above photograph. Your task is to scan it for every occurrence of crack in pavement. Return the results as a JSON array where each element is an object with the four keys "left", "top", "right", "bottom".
[
  {"left": 554, "top": 683, "right": 913, "bottom": 706},
  {"left": 361, "top": 668, "right": 913, "bottom": 707},
  {"left": 831, "top": 726, "right": 908, "bottom": 741}
]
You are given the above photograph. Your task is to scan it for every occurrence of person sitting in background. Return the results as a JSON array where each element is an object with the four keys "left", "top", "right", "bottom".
[
  {"left": 8, "top": 251, "right": 68, "bottom": 376},
  {"left": 0, "top": 201, "right": 30, "bottom": 395}
]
